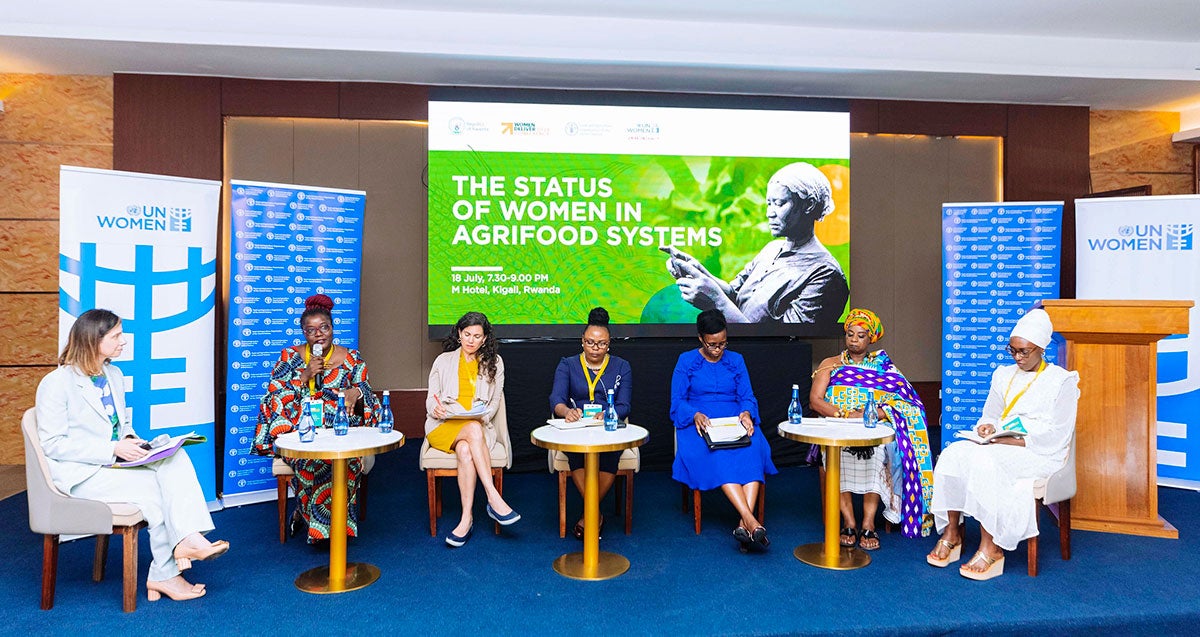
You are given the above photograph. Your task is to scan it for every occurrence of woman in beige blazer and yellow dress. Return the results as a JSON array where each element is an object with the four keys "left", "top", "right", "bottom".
[{"left": 425, "top": 311, "right": 520, "bottom": 547}]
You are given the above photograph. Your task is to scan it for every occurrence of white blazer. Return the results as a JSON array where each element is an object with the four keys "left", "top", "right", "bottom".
[{"left": 35, "top": 363, "right": 135, "bottom": 492}]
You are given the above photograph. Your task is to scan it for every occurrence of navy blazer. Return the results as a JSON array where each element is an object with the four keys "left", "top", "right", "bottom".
[{"left": 549, "top": 354, "right": 632, "bottom": 420}]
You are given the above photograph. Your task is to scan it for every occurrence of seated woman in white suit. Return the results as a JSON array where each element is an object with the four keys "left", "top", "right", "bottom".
[
  {"left": 35, "top": 309, "right": 229, "bottom": 602},
  {"left": 926, "top": 308, "right": 1079, "bottom": 581}
]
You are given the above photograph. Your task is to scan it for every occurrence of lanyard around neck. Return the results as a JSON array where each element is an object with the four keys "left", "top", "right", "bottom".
[
  {"left": 580, "top": 353, "right": 609, "bottom": 402},
  {"left": 304, "top": 343, "right": 334, "bottom": 396},
  {"left": 1001, "top": 359, "right": 1046, "bottom": 420}
]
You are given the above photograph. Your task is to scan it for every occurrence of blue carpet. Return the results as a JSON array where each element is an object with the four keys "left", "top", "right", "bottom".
[{"left": 4, "top": 443, "right": 1199, "bottom": 636}]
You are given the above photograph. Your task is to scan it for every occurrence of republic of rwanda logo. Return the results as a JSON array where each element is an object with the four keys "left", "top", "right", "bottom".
[{"left": 1166, "top": 224, "right": 1194, "bottom": 250}]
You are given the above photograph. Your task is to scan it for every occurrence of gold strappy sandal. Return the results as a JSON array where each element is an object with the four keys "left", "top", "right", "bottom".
[
  {"left": 959, "top": 550, "right": 1005, "bottom": 581},
  {"left": 926, "top": 538, "right": 962, "bottom": 567}
]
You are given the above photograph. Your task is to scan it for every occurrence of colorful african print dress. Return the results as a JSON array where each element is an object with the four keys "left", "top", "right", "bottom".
[
  {"left": 824, "top": 350, "right": 934, "bottom": 537},
  {"left": 252, "top": 346, "right": 380, "bottom": 543}
]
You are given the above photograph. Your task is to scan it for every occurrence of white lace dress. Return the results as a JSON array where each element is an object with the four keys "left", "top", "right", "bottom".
[{"left": 930, "top": 362, "right": 1079, "bottom": 550}]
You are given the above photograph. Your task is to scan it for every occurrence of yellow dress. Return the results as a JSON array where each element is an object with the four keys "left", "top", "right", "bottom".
[{"left": 426, "top": 354, "right": 479, "bottom": 453}]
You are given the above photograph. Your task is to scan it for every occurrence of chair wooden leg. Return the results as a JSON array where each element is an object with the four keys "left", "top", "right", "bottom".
[
  {"left": 558, "top": 470, "right": 568, "bottom": 538},
  {"left": 681, "top": 484, "right": 690, "bottom": 513},
  {"left": 1028, "top": 536, "right": 1039, "bottom": 577},
  {"left": 93, "top": 534, "right": 110, "bottom": 582},
  {"left": 426, "top": 471, "right": 438, "bottom": 537},
  {"left": 277, "top": 475, "right": 289, "bottom": 544},
  {"left": 693, "top": 489, "right": 702, "bottom": 535},
  {"left": 121, "top": 525, "right": 140, "bottom": 613},
  {"left": 41, "top": 534, "right": 59, "bottom": 611},
  {"left": 359, "top": 473, "right": 368, "bottom": 522},
  {"left": 492, "top": 468, "right": 504, "bottom": 535},
  {"left": 624, "top": 470, "right": 634, "bottom": 535},
  {"left": 1059, "top": 500, "right": 1071, "bottom": 560},
  {"left": 757, "top": 483, "right": 765, "bottom": 523}
]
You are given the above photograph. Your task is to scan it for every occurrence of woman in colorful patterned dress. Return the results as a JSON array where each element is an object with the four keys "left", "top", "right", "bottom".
[
  {"left": 809, "top": 308, "right": 934, "bottom": 550},
  {"left": 252, "top": 294, "right": 380, "bottom": 543},
  {"left": 425, "top": 311, "right": 520, "bottom": 547}
]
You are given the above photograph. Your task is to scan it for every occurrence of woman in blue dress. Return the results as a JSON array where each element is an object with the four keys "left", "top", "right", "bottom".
[
  {"left": 671, "top": 309, "right": 778, "bottom": 550},
  {"left": 549, "top": 307, "right": 633, "bottom": 539}
]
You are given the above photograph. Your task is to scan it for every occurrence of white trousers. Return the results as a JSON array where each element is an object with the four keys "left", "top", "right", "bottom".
[
  {"left": 930, "top": 441, "right": 1057, "bottom": 551},
  {"left": 69, "top": 451, "right": 215, "bottom": 581}
]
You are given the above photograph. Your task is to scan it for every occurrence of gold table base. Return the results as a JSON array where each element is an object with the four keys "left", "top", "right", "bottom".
[
  {"left": 552, "top": 551, "right": 630, "bottom": 580},
  {"left": 793, "top": 543, "right": 872, "bottom": 570},
  {"left": 294, "top": 562, "right": 381, "bottom": 593}
]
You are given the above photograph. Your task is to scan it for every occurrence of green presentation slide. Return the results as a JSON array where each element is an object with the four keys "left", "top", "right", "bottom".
[{"left": 427, "top": 151, "right": 850, "bottom": 328}]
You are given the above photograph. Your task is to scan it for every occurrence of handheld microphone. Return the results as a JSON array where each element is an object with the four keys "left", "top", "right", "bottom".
[{"left": 312, "top": 343, "right": 324, "bottom": 391}]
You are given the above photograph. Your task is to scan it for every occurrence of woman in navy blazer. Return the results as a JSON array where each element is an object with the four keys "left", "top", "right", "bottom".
[
  {"left": 549, "top": 307, "right": 633, "bottom": 539},
  {"left": 35, "top": 309, "right": 228, "bottom": 602}
]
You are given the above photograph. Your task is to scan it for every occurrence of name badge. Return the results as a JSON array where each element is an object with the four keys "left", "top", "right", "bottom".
[{"left": 582, "top": 403, "right": 602, "bottom": 419}]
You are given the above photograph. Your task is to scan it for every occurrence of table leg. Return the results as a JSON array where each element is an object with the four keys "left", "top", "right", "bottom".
[
  {"left": 295, "top": 457, "right": 382, "bottom": 593},
  {"left": 794, "top": 444, "right": 871, "bottom": 570},
  {"left": 552, "top": 451, "right": 630, "bottom": 581}
]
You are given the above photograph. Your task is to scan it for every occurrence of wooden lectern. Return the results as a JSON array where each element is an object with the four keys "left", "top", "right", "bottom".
[{"left": 1042, "top": 299, "right": 1193, "bottom": 539}]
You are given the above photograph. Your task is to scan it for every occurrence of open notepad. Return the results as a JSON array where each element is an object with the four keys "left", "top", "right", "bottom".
[
  {"left": 110, "top": 433, "right": 207, "bottom": 468},
  {"left": 444, "top": 402, "right": 488, "bottom": 418},
  {"left": 703, "top": 416, "right": 750, "bottom": 449},
  {"left": 547, "top": 416, "right": 605, "bottom": 430}
]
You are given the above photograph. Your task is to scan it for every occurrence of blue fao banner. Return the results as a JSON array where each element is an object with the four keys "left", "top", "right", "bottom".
[
  {"left": 58, "top": 166, "right": 222, "bottom": 502},
  {"left": 223, "top": 181, "right": 366, "bottom": 502},
  {"left": 940, "top": 202, "right": 1064, "bottom": 446}
]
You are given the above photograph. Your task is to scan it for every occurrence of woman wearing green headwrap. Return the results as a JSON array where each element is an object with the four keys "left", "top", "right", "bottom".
[{"left": 809, "top": 308, "right": 934, "bottom": 550}]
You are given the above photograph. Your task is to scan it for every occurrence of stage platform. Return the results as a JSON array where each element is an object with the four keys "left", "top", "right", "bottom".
[{"left": 5, "top": 443, "right": 1199, "bottom": 635}]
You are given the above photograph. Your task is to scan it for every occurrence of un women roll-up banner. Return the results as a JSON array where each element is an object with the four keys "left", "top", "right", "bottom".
[
  {"left": 940, "top": 202, "right": 1064, "bottom": 447},
  {"left": 59, "top": 166, "right": 221, "bottom": 503},
  {"left": 222, "top": 180, "right": 366, "bottom": 504},
  {"left": 1076, "top": 195, "right": 1200, "bottom": 488}
]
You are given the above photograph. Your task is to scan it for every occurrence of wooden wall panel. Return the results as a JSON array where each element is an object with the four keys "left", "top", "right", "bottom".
[
  {"left": 340, "top": 83, "right": 429, "bottom": 121},
  {"left": 0, "top": 294, "right": 58, "bottom": 364},
  {"left": 0, "top": 367, "right": 55, "bottom": 464},
  {"left": 113, "top": 74, "right": 221, "bottom": 180},
  {"left": 222, "top": 79, "right": 339, "bottom": 118},
  {"left": 876, "top": 100, "right": 1008, "bottom": 137},
  {"left": 1006, "top": 105, "right": 1090, "bottom": 298},
  {"left": 0, "top": 144, "right": 112, "bottom": 218},
  {"left": 293, "top": 120, "right": 360, "bottom": 189},
  {"left": 0, "top": 221, "right": 58, "bottom": 291}
]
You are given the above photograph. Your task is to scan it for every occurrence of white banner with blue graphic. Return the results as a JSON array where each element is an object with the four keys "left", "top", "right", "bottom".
[
  {"left": 59, "top": 166, "right": 221, "bottom": 502},
  {"left": 1076, "top": 195, "right": 1200, "bottom": 488},
  {"left": 941, "top": 201, "right": 1064, "bottom": 447},
  {"left": 223, "top": 180, "right": 366, "bottom": 504}
]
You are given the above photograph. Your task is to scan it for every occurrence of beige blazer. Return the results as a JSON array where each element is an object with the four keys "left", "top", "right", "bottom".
[
  {"left": 35, "top": 363, "right": 135, "bottom": 492},
  {"left": 424, "top": 349, "right": 506, "bottom": 449}
]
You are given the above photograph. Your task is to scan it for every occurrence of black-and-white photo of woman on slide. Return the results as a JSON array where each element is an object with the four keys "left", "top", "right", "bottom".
[{"left": 664, "top": 161, "right": 849, "bottom": 333}]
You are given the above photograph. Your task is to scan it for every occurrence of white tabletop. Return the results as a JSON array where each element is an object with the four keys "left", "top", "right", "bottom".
[
  {"left": 531, "top": 424, "right": 649, "bottom": 453},
  {"left": 275, "top": 427, "right": 405, "bottom": 459},
  {"left": 778, "top": 418, "right": 895, "bottom": 446}
]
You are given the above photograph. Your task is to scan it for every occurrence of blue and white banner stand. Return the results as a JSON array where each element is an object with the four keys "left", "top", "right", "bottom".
[
  {"left": 1077, "top": 195, "right": 1200, "bottom": 489},
  {"left": 940, "top": 201, "right": 1064, "bottom": 447},
  {"left": 222, "top": 180, "right": 366, "bottom": 505},
  {"left": 59, "top": 166, "right": 222, "bottom": 504}
]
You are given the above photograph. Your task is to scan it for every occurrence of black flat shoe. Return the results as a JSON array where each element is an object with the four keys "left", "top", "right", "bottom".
[
  {"left": 289, "top": 509, "right": 304, "bottom": 538},
  {"left": 573, "top": 515, "right": 604, "bottom": 541},
  {"left": 752, "top": 526, "right": 770, "bottom": 549},
  {"left": 732, "top": 526, "right": 752, "bottom": 545},
  {"left": 858, "top": 529, "right": 881, "bottom": 551},
  {"left": 840, "top": 527, "right": 858, "bottom": 548}
]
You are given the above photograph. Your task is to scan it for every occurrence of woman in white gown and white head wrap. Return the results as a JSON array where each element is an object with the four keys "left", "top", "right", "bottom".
[{"left": 925, "top": 308, "right": 1079, "bottom": 580}]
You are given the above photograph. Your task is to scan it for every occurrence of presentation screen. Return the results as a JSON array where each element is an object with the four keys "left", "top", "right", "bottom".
[{"left": 427, "top": 92, "right": 850, "bottom": 338}]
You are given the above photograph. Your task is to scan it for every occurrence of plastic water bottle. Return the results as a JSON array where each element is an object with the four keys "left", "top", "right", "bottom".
[
  {"left": 604, "top": 389, "right": 619, "bottom": 432},
  {"left": 378, "top": 390, "right": 394, "bottom": 434},
  {"left": 298, "top": 398, "right": 316, "bottom": 443},
  {"left": 863, "top": 392, "right": 877, "bottom": 428},
  {"left": 788, "top": 384, "right": 802, "bottom": 424},
  {"left": 333, "top": 391, "right": 350, "bottom": 436}
]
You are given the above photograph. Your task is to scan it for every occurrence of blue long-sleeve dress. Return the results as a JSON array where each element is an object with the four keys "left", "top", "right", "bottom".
[
  {"left": 671, "top": 349, "right": 777, "bottom": 490},
  {"left": 549, "top": 353, "right": 632, "bottom": 473}
]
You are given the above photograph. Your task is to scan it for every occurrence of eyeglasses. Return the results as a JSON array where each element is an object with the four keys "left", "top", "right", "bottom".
[
  {"left": 701, "top": 340, "right": 728, "bottom": 351},
  {"left": 1006, "top": 345, "right": 1039, "bottom": 358},
  {"left": 583, "top": 339, "right": 610, "bottom": 349},
  {"left": 303, "top": 324, "right": 332, "bottom": 336}
]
